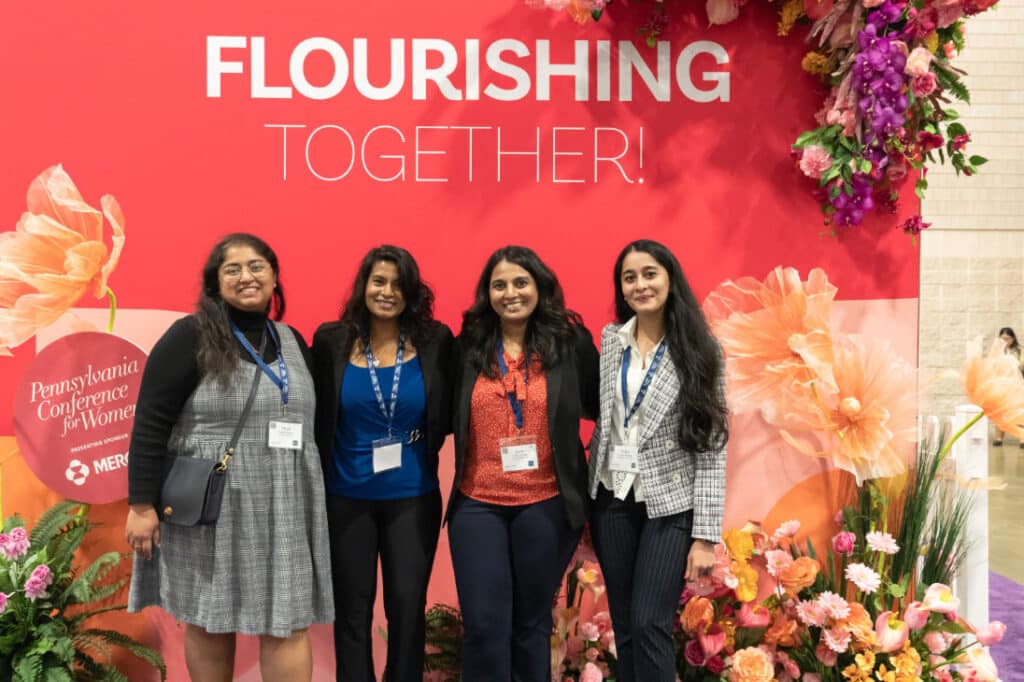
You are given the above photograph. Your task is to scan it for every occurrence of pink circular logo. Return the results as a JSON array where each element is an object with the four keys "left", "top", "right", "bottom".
[{"left": 13, "top": 332, "right": 146, "bottom": 503}]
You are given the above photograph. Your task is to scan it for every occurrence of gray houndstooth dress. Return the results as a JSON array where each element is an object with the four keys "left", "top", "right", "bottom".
[{"left": 128, "top": 323, "right": 334, "bottom": 636}]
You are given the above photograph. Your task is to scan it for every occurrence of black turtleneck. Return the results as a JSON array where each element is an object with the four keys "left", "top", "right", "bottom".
[{"left": 126, "top": 308, "right": 312, "bottom": 506}]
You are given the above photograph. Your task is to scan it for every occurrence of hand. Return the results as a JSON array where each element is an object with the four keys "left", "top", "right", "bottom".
[
  {"left": 684, "top": 539, "right": 716, "bottom": 583},
  {"left": 125, "top": 504, "right": 161, "bottom": 560}
]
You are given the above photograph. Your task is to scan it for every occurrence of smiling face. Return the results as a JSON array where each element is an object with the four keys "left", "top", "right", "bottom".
[
  {"left": 620, "top": 250, "right": 670, "bottom": 318},
  {"left": 364, "top": 259, "right": 406, "bottom": 320},
  {"left": 489, "top": 259, "right": 538, "bottom": 325},
  {"left": 218, "top": 244, "right": 277, "bottom": 312}
]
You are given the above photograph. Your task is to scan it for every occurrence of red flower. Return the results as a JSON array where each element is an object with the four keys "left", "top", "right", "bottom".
[
  {"left": 918, "top": 131, "right": 944, "bottom": 152},
  {"left": 951, "top": 133, "right": 971, "bottom": 151},
  {"left": 901, "top": 215, "right": 932, "bottom": 235},
  {"left": 706, "top": 655, "right": 725, "bottom": 674}
]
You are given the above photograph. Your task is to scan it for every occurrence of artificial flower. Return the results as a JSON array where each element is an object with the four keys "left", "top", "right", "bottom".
[
  {"left": 963, "top": 337, "right": 1024, "bottom": 441},
  {"left": 729, "top": 646, "right": 775, "bottom": 682},
  {"left": 912, "top": 72, "right": 938, "bottom": 97},
  {"left": 703, "top": 266, "right": 837, "bottom": 421},
  {"left": 874, "top": 611, "right": 909, "bottom": 653},
  {"left": 799, "top": 146, "right": 833, "bottom": 180},
  {"left": 780, "top": 334, "right": 917, "bottom": 484},
  {"left": 0, "top": 165, "right": 125, "bottom": 355},
  {"left": 844, "top": 563, "right": 882, "bottom": 594},
  {"left": 904, "top": 46, "right": 933, "bottom": 76}
]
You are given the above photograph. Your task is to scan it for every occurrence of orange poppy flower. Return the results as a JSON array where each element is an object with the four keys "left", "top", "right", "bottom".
[
  {"left": 963, "top": 337, "right": 1024, "bottom": 441},
  {"left": 0, "top": 165, "right": 124, "bottom": 355},
  {"left": 703, "top": 266, "right": 837, "bottom": 424},
  {"left": 779, "top": 334, "right": 916, "bottom": 484}
]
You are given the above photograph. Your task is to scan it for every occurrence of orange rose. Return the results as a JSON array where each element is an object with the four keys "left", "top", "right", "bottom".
[
  {"left": 764, "top": 612, "right": 799, "bottom": 647},
  {"left": 777, "top": 556, "right": 820, "bottom": 596},
  {"left": 728, "top": 646, "right": 774, "bottom": 682},
  {"left": 680, "top": 596, "right": 714, "bottom": 635},
  {"left": 0, "top": 165, "right": 124, "bottom": 354},
  {"left": 840, "top": 601, "right": 876, "bottom": 649}
]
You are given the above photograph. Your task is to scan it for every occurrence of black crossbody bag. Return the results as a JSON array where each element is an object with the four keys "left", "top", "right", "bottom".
[{"left": 159, "top": 333, "right": 266, "bottom": 526}]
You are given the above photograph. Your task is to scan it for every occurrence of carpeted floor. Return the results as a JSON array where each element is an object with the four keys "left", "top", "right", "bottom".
[{"left": 989, "top": 571, "right": 1023, "bottom": 680}]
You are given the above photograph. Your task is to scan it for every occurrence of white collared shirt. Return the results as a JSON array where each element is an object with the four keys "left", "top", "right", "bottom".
[{"left": 600, "top": 316, "right": 663, "bottom": 501}]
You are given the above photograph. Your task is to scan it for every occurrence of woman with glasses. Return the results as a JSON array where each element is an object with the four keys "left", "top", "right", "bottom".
[
  {"left": 447, "top": 245, "right": 598, "bottom": 682},
  {"left": 312, "top": 245, "right": 454, "bottom": 682},
  {"left": 588, "top": 239, "right": 728, "bottom": 682},
  {"left": 126, "top": 233, "right": 333, "bottom": 681}
]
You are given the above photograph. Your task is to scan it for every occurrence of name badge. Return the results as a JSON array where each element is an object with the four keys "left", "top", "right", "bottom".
[
  {"left": 268, "top": 420, "right": 303, "bottom": 450},
  {"left": 372, "top": 436, "right": 403, "bottom": 473},
  {"left": 609, "top": 444, "right": 640, "bottom": 473},
  {"left": 499, "top": 435, "right": 539, "bottom": 472}
]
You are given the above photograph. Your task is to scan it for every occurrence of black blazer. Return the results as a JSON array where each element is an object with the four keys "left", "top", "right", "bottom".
[
  {"left": 311, "top": 321, "right": 455, "bottom": 484},
  {"left": 449, "top": 325, "right": 599, "bottom": 530}
]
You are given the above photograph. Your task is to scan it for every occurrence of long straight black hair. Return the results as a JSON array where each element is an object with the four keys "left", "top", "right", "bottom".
[
  {"left": 337, "top": 245, "right": 437, "bottom": 358},
  {"left": 613, "top": 239, "right": 728, "bottom": 452},
  {"left": 460, "top": 245, "right": 581, "bottom": 377},
  {"left": 194, "top": 232, "right": 285, "bottom": 385}
]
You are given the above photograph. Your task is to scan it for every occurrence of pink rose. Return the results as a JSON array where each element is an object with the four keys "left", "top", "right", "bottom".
[
  {"left": 905, "top": 47, "right": 933, "bottom": 77},
  {"left": 799, "top": 145, "right": 833, "bottom": 180},
  {"left": 932, "top": 0, "right": 964, "bottom": 26},
  {"left": 975, "top": 621, "right": 1006, "bottom": 646},
  {"left": 684, "top": 638, "right": 706, "bottom": 666},
  {"left": 580, "top": 662, "right": 604, "bottom": 682},
  {"left": 830, "top": 531, "right": 856, "bottom": 556},
  {"left": 580, "top": 622, "right": 601, "bottom": 641},
  {"left": 912, "top": 73, "right": 938, "bottom": 97}
]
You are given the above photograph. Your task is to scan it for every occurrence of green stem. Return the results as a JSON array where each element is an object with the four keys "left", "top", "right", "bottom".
[
  {"left": 936, "top": 411, "right": 984, "bottom": 467},
  {"left": 105, "top": 287, "right": 118, "bottom": 333}
]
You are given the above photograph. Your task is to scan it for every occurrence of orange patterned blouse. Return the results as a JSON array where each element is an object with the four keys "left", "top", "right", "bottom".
[{"left": 459, "top": 352, "right": 559, "bottom": 506}]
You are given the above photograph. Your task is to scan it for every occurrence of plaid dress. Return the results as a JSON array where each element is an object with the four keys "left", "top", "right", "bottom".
[{"left": 128, "top": 322, "right": 334, "bottom": 636}]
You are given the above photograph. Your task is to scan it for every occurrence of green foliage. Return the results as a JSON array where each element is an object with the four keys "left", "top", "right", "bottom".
[
  {"left": 0, "top": 502, "right": 165, "bottom": 681},
  {"left": 423, "top": 604, "right": 463, "bottom": 681}
]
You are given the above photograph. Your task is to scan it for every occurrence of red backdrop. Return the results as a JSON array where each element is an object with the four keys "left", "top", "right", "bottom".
[{"left": 0, "top": 1, "right": 918, "bottom": 679}]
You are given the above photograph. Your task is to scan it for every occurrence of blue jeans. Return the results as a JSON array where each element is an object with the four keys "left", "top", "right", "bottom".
[{"left": 447, "top": 492, "right": 580, "bottom": 682}]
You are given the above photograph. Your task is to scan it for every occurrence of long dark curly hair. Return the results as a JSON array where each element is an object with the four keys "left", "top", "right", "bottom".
[
  {"left": 337, "top": 245, "right": 437, "bottom": 358},
  {"left": 195, "top": 233, "right": 285, "bottom": 385},
  {"left": 613, "top": 239, "right": 728, "bottom": 453},
  {"left": 460, "top": 245, "right": 581, "bottom": 378}
]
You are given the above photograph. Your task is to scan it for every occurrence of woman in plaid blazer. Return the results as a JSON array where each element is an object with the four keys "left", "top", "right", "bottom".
[{"left": 588, "top": 239, "right": 729, "bottom": 682}]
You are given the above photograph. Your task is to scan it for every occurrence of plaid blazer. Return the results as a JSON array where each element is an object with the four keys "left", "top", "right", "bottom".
[{"left": 587, "top": 323, "right": 726, "bottom": 541}]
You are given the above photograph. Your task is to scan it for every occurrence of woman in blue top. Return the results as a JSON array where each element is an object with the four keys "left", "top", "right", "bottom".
[{"left": 312, "top": 245, "right": 454, "bottom": 682}]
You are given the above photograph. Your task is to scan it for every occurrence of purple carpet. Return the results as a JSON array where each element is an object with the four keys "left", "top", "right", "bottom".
[{"left": 989, "top": 571, "right": 1023, "bottom": 680}]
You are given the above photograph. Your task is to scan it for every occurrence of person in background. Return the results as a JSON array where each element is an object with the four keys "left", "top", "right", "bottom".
[
  {"left": 993, "top": 326, "right": 1023, "bottom": 447},
  {"left": 126, "top": 232, "right": 333, "bottom": 682},
  {"left": 447, "top": 245, "right": 598, "bottom": 682},
  {"left": 312, "top": 245, "right": 454, "bottom": 682},
  {"left": 588, "top": 239, "right": 729, "bottom": 682}
]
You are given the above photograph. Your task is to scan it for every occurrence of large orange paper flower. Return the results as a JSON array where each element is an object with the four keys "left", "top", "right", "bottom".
[
  {"left": 703, "top": 266, "right": 837, "bottom": 423},
  {"left": 0, "top": 165, "right": 124, "bottom": 355},
  {"left": 779, "top": 334, "right": 917, "bottom": 484},
  {"left": 963, "top": 337, "right": 1024, "bottom": 441}
]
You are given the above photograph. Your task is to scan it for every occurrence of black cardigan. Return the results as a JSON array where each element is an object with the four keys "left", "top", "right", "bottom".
[
  {"left": 449, "top": 325, "right": 599, "bottom": 530},
  {"left": 311, "top": 321, "right": 455, "bottom": 484}
]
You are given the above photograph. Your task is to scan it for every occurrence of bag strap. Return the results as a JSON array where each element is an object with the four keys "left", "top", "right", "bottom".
[{"left": 216, "top": 328, "right": 269, "bottom": 472}]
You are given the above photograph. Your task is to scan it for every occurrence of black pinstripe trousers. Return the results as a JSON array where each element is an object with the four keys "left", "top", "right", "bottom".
[{"left": 591, "top": 485, "right": 693, "bottom": 682}]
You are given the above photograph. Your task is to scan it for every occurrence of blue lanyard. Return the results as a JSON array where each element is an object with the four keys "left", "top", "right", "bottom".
[
  {"left": 366, "top": 335, "right": 405, "bottom": 437},
  {"left": 496, "top": 339, "right": 528, "bottom": 430},
  {"left": 620, "top": 341, "right": 667, "bottom": 429},
  {"left": 232, "top": 321, "right": 288, "bottom": 405}
]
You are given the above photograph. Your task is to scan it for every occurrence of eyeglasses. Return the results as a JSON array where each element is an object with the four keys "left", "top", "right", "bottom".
[{"left": 220, "top": 260, "right": 270, "bottom": 280}]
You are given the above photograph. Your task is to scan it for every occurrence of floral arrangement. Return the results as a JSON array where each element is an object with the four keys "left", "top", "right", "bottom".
[
  {"left": 527, "top": 0, "right": 996, "bottom": 234},
  {"left": 0, "top": 500, "right": 165, "bottom": 682}
]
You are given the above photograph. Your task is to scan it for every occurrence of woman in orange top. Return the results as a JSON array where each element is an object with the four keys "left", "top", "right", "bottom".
[{"left": 448, "top": 245, "right": 599, "bottom": 682}]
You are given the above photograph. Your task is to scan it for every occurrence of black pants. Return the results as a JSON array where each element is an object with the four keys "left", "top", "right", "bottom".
[
  {"left": 326, "top": 490, "right": 442, "bottom": 682},
  {"left": 447, "top": 493, "right": 580, "bottom": 682},
  {"left": 591, "top": 486, "right": 693, "bottom": 682}
]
